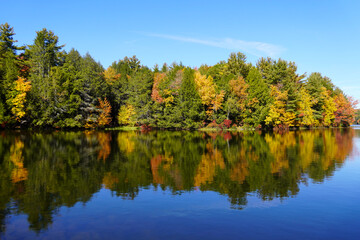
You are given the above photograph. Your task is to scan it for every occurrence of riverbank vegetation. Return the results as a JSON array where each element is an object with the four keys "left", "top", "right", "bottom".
[{"left": 0, "top": 23, "right": 358, "bottom": 129}]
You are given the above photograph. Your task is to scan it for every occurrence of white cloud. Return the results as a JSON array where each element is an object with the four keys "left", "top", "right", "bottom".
[{"left": 145, "top": 33, "right": 285, "bottom": 57}]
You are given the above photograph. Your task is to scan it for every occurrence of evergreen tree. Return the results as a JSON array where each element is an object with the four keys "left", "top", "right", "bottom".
[
  {"left": 0, "top": 23, "right": 25, "bottom": 125},
  {"left": 26, "top": 28, "right": 64, "bottom": 126},
  {"left": 178, "top": 68, "right": 204, "bottom": 128},
  {"left": 244, "top": 67, "right": 271, "bottom": 126}
]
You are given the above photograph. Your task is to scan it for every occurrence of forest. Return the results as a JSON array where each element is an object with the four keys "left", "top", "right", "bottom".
[{"left": 0, "top": 23, "right": 358, "bottom": 129}]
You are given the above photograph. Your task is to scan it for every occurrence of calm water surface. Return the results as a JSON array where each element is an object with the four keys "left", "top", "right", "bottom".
[{"left": 0, "top": 128, "right": 359, "bottom": 239}]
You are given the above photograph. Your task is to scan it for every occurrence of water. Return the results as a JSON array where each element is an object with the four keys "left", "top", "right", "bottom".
[{"left": 0, "top": 128, "right": 359, "bottom": 239}]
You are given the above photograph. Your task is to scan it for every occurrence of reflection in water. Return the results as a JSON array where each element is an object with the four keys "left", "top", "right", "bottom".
[{"left": 0, "top": 129, "right": 356, "bottom": 234}]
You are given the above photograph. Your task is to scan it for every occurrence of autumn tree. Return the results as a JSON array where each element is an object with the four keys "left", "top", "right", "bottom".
[
  {"left": 194, "top": 71, "right": 224, "bottom": 119},
  {"left": 265, "top": 86, "right": 296, "bottom": 127},
  {"left": 297, "top": 87, "right": 317, "bottom": 127},
  {"left": 7, "top": 77, "right": 31, "bottom": 120},
  {"left": 118, "top": 104, "right": 136, "bottom": 126},
  {"left": 320, "top": 87, "right": 336, "bottom": 126},
  {"left": 151, "top": 72, "right": 166, "bottom": 103},
  {"left": 97, "top": 98, "right": 112, "bottom": 127},
  {"left": 104, "top": 66, "right": 120, "bottom": 85},
  {"left": 333, "top": 93, "right": 357, "bottom": 126},
  {"left": 226, "top": 76, "right": 248, "bottom": 122}
]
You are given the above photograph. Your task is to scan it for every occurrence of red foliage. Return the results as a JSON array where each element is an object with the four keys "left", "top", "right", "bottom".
[
  {"left": 334, "top": 94, "right": 358, "bottom": 126},
  {"left": 223, "top": 132, "right": 232, "bottom": 141},
  {"left": 222, "top": 119, "right": 232, "bottom": 128},
  {"left": 141, "top": 124, "right": 152, "bottom": 132}
]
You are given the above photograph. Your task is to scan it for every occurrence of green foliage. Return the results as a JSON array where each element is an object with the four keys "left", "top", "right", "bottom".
[
  {"left": 178, "top": 68, "right": 205, "bottom": 128},
  {"left": 244, "top": 67, "right": 271, "bottom": 126}
]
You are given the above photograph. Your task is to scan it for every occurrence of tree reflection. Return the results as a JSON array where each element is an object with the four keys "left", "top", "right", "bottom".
[{"left": 0, "top": 128, "right": 356, "bottom": 234}]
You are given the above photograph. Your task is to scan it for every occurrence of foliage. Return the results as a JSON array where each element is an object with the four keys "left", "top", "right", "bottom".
[
  {"left": 118, "top": 104, "right": 136, "bottom": 126},
  {"left": 320, "top": 87, "right": 337, "bottom": 126},
  {"left": 333, "top": 93, "right": 358, "bottom": 127},
  {"left": 0, "top": 23, "right": 356, "bottom": 129},
  {"left": 194, "top": 71, "right": 224, "bottom": 118},
  {"left": 297, "top": 87, "right": 317, "bottom": 127},
  {"left": 265, "top": 86, "right": 296, "bottom": 127},
  {"left": 8, "top": 77, "right": 31, "bottom": 120},
  {"left": 97, "top": 98, "right": 112, "bottom": 127}
]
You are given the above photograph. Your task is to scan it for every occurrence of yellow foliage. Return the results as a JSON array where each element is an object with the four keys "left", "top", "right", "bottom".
[
  {"left": 320, "top": 87, "right": 336, "bottom": 126},
  {"left": 150, "top": 154, "right": 174, "bottom": 184},
  {"left": 11, "top": 77, "right": 31, "bottom": 120},
  {"left": 230, "top": 160, "right": 249, "bottom": 183},
  {"left": 102, "top": 172, "right": 119, "bottom": 189},
  {"left": 11, "top": 168, "right": 28, "bottom": 183},
  {"left": 194, "top": 71, "right": 224, "bottom": 117},
  {"left": 213, "top": 90, "right": 225, "bottom": 112},
  {"left": 9, "top": 139, "right": 28, "bottom": 183},
  {"left": 194, "top": 142, "right": 225, "bottom": 186},
  {"left": 163, "top": 89, "right": 175, "bottom": 108},
  {"left": 229, "top": 76, "right": 248, "bottom": 114},
  {"left": 97, "top": 98, "right": 112, "bottom": 127},
  {"left": 118, "top": 132, "right": 135, "bottom": 153},
  {"left": 104, "top": 67, "right": 120, "bottom": 85},
  {"left": 194, "top": 71, "right": 216, "bottom": 106},
  {"left": 265, "top": 86, "right": 293, "bottom": 126},
  {"left": 298, "top": 131, "right": 317, "bottom": 169},
  {"left": 298, "top": 87, "right": 317, "bottom": 126},
  {"left": 118, "top": 104, "right": 136, "bottom": 126},
  {"left": 97, "top": 132, "right": 111, "bottom": 161},
  {"left": 265, "top": 132, "right": 295, "bottom": 173}
]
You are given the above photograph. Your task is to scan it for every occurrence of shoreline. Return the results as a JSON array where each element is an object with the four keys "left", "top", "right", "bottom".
[{"left": 1, "top": 125, "right": 356, "bottom": 132}]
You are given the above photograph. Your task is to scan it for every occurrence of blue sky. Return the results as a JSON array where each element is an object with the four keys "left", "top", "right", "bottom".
[{"left": 1, "top": 0, "right": 359, "bottom": 105}]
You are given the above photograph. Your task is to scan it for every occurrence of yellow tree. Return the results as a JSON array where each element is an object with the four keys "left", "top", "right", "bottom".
[
  {"left": 229, "top": 76, "right": 248, "bottom": 120},
  {"left": 320, "top": 87, "right": 336, "bottom": 126},
  {"left": 298, "top": 87, "right": 317, "bottom": 126},
  {"left": 194, "top": 71, "right": 224, "bottom": 118},
  {"left": 103, "top": 66, "right": 120, "bottom": 85},
  {"left": 8, "top": 77, "right": 31, "bottom": 121},
  {"left": 265, "top": 86, "right": 296, "bottom": 127},
  {"left": 118, "top": 104, "right": 136, "bottom": 126}
]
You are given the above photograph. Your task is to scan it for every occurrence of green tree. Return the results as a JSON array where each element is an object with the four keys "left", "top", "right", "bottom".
[
  {"left": 0, "top": 23, "right": 27, "bottom": 125},
  {"left": 178, "top": 68, "right": 204, "bottom": 128},
  {"left": 244, "top": 67, "right": 271, "bottom": 126},
  {"left": 26, "top": 28, "right": 64, "bottom": 126}
]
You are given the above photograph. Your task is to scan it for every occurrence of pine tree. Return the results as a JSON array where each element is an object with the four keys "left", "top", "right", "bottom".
[
  {"left": 26, "top": 28, "right": 64, "bottom": 126},
  {"left": 244, "top": 67, "right": 271, "bottom": 126},
  {"left": 179, "top": 68, "right": 204, "bottom": 128}
]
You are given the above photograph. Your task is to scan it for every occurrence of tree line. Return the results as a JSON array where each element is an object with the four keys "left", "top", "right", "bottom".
[{"left": 0, "top": 23, "right": 358, "bottom": 129}]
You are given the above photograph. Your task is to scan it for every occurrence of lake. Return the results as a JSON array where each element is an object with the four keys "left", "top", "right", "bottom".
[{"left": 0, "top": 128, "right": 359, "bottom": 239}]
